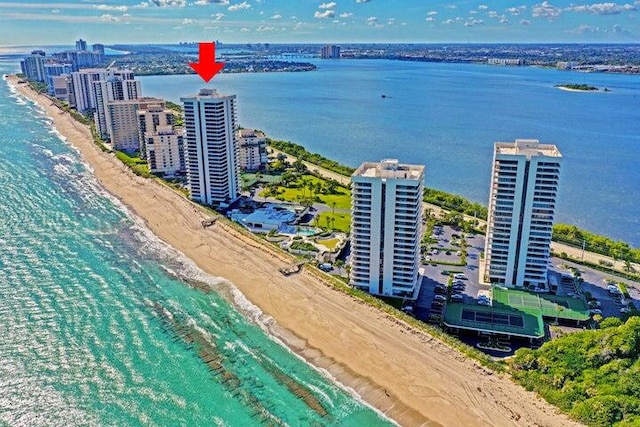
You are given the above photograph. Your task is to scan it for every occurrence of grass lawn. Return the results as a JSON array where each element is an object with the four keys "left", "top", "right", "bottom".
[
  {"left": 259, "top": 174, "right": 351, "bottom": 209},
  {"left": 317, "top": 212, "right": 351, "bottom": 232}
]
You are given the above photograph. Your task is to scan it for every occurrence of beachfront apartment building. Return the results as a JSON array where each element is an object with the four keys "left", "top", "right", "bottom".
[
  {"left": 106, "top": 97, "right": 163, "bottom": 153},
  {"left": 138, "top": 102, "right": 185, "bottom": 175},
  {"left": 237, "top": 129, "right": 267, "bottom": 171},
  {"left": 20, "top": 51, "right": 46, "bottom": 82},
  {"left": 350, "top": 159, "right": 424, "bottom": 300},
  {"left": 483, "top": 139, "right": 562, "bottom": 290},
  {"left": 44, "top": 63, "right": 73, "bottom": 96},
  {"left": 181, "top": 88, "right": 240, "bottom": 206},
  {"left": 70, "top": 68, "right": 108, "bottom": 113},
  {"left": 94, "top": 69, "right": 141, "bottom": 140},
  {"left": 51, "top": 75, "right": 73, "bottom": 103}
]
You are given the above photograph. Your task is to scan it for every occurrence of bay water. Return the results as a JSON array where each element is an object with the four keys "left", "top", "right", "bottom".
[
  {"left": 140, "top": 59, "right": 640, "bottom": 247},
  {"left": 0, "top": 60, "right": 391, "bottom": 426}
]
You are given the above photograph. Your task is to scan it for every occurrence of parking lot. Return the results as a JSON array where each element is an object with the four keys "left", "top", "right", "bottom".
[{"left": 414, "top": 224, "right": 640, "bottom": 326}]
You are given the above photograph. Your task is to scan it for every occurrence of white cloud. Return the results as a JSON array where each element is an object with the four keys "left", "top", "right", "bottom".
[
  {"left": 520, "top": 19, "right": 531, "bottom": 25},
  {"left": 387, "top": 17, "right": 395, "bottom": 24},
  {"left": 195, "top": 0, "right": 229, "bottom": 4},
  {"left": 478, "top": 4, "right": 488, "bottom": 9},
  {"left": 427, "top": 10, "right": 438, "bottom": 15},
  {"left": 100, "top": 13, "right": 119, "bottom": 21},
  {"left": 212, "top": 12, "right": 225, "bottom": 20},
  {"left": 271, "top": 13, "right": 281, "bottom": 19},
  {"left": 228, "top": 1, "right": 250, "bottom": 11},
  {"left": 444, "top": 4, "right": 457, "bottom": 9},
  {"left": 339, "top": 12, "right": 352, "bottom": 18},
  {"left": 426, "top": 16, "right": 436, "bottom": 22},
  {"left": 566, "top": 3, "right": 637, "bottom": 15},
  {"left": 532, "top": 1, "right": 562, "bottom": 19},
  {"left": 51, "top": 9, "right": 61, "bottom": 13},
  {"left": 256, "top": 25, "right": 276, "bottom": 31},
  {"left": 366, "top": 16, "right": 378, "bottom": 25},
  {"left": 240, "top": 27, "right": 250, "bottom": 31},
  {"left": 181, "top": 18, "right": 194, "bottom": 24},
  {"left": 319, "top": 2, "right": 337, "bottom": 9},
  {"left": 355, "top": 0, "right": 370, "bottom": 3},
  {"left": 314, "top": 10, "right": 335, "bottom": 18},
  {"left": 506, "top": 6, "right": 526, "bottom": 15},
  {"left": 150, "top": 0, "right": 186, "bottom": 6},
  {"left": 94, "top": 4, "right": 128, "bottom": 12}
]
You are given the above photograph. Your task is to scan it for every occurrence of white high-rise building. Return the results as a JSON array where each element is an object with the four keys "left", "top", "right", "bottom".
[
  {"left": 70, "top": 68, "right": 108, "bottom": 113},
  {"left": 483, "top": 139, "right": 562, "bottom": 289},
  {"left": 181, "top": 88, "right": 240, "bottom": 206},
  {"left": 94, "top": 69, "right": 141, "bottom": 139},
  {"left": 350, "top": 159, "right": 424, "bottom": 299}
]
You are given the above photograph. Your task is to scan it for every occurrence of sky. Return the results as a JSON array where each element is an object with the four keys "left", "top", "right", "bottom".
[{"left": 0, "top": 0, "right": 639, "bottom": 46}]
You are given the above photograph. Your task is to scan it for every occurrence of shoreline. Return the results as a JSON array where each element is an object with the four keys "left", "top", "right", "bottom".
[{"left": 6, "top": 74, "right": 583, "bottom": 427}]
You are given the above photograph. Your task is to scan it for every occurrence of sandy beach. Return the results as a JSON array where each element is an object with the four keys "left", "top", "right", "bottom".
[{"left": 7, "top": 75, "right": 582, "bottom": 427}]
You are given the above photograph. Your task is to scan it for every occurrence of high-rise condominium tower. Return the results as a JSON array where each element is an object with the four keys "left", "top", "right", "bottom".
[
  {"left": 181, "top": 88, "right": 240, "bottom": 206},
  {"left": 350, "top": 159, "right": 424, "bottom": 299},
  {"left": 483, "top": 139, "right": 562, "bottom": 289}
]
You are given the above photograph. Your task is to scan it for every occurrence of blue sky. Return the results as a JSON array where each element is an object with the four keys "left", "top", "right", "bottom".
[{"left": 0, "top": 0, "right": 638, "bottom": 45}]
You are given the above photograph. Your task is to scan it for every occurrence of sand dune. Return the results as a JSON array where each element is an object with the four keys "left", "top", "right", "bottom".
[{"left": 7, "top": 75, "right": 582, "bottom": 427}]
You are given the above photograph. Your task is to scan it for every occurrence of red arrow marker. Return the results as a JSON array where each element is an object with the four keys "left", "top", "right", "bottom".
[{"left": 189, "top": 42, "right": 225, "bottom": 82}]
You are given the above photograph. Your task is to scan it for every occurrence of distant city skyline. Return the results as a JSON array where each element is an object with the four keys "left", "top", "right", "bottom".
[{"left": 0, "top": 0, "right": 639, "bottom": 46}]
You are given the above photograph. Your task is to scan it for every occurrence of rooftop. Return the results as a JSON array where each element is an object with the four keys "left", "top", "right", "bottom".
[
  {"left": 495, "top": 139, "right": 562, "bottom": 159},
  {"left": 354, "top": 159, "right": 424, "bottom": 180},
  {"left": 181, "top": 88, "right": 235, "bottom": 101}
]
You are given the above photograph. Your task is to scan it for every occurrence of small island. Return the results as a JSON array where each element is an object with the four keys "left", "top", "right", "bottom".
[{"left": 554, "top": 83, "right": 600, "bottom": 92}]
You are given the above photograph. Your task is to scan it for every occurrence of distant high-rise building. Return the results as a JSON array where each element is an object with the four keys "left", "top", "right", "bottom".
[
  {"left": 321, "top": 45, "right": 341, "bottom": 59},
  {"left": 181, "top": 88, "right": 240, "bottom": 206},
  {"left": 94, "top": 69, "right": 141, "bottom": 139},
  {"left": 20, "top": 51, "right": 47, "bottom": 82},
  {"left": 43, "top": 63, "right": 73, "bottom": 95},
  {"left": 483, "top": 139, "right": 562, "bottom": 289},
  {"left": 92, "top": 44, "right": 105, "bottom": 55},
  {"left": 237, "top": 129, "right": 267, "bottom": 171},
  {"left": 350, "top": 159, "right": 424, "bottom": 299},
  {"left": 138, "top": 102, "right": 185, "bottom": 175},
  {"left": 75, "top": 39, "right": 87, "bottom": 52}
]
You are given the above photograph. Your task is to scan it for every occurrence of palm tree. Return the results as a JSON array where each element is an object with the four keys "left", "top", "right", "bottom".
[{"left": 330, "top": 201, "right": 336, "bottom": 216}]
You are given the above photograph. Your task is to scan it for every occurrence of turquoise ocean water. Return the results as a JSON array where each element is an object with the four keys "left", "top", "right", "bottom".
[
  {"left": 140, "top": 59, "right": 640, "bottom": 246},
  {"left": 0, "top": 61, "right": 392, "bottom": 425}
]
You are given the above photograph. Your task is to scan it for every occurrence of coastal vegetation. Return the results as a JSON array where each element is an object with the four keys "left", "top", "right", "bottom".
[
  {"left": 555, "top": 83, "right": 599, "bottom": 91},
  {"left": 423, "top": 188, "right": 488, "bottom": 220},
  {"left": 114, "top": 151, "right": 151, "bottom": 178},
  {"left": 553, "top": 223, "right": 639, "bottom": 265},
  {"left": 511, "top": 316, "right": 640, "bottom": 426},
  {"left": 267, "top": 139, "right": 357, "bottom": 177}
]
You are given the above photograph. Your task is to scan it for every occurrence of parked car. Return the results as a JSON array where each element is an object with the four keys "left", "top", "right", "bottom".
[
  {"left": 477, "top": 299, "right": 491, "bottom": 306},
  {"left": 434, "top": 295, "right": 447, "bottom": 302},
  {"left": 434, "top": 287, "right": 447, "bottom": 295},
  {"left": 450, "top": 294, "right": 464, "bottom": 302},
  {"left": 588, "top": 300, "right": 601, "bottom": 308},
  {"left": 454, "top": 274, "right": 466, "bottom": 280},
  {"left": 590, "top": 309, "right": 602, "bottom": 316},
  {"left": 620, "top": 307, "right": 632, "bottom": 314}
]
